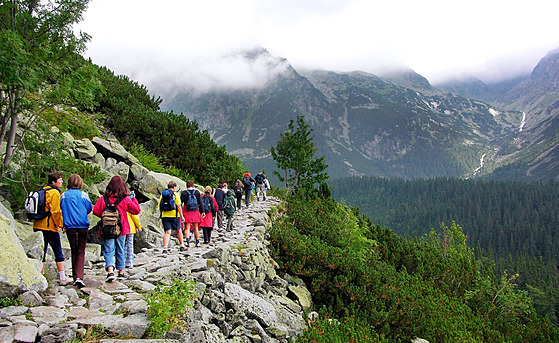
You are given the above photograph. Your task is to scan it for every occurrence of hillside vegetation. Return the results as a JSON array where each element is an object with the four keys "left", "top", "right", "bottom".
[
  {"left": 331, "top": 176, "right": 559, "bottom": 325},
  {"left": 269, "top": 189, "right": 558, "bottom": 342}
]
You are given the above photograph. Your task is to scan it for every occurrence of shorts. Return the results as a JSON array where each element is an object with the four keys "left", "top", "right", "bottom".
[{"left": 162, "top": 217, "right": 181, "bottom": 231}]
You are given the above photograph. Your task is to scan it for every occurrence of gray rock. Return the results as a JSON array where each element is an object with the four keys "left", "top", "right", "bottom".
[
  {"left": 287, "top": 284, "right": 312, "bottom": 312},
  {"left": 93, "top": 152, "right": 106, "bottom": 169},
  {"left": 74, "top": 138, "right": 97, "bottom": 160},
  {"left": 13, "top": 324, "right": 38, "bottom": 343},
  {"left": 109, "top": 161, "right": 130, "bottom": 183},
  {"left": 92, "top": 137, "right": 139, "bottom": 165},
  {"left": 39, "top": 323, "right": 78, "bottom": 343},
  {"left": 0, "top": 306, "right": 28, "bottom": 319},
  {"left": 112, "top": 313, "right": 150, "bottom": 338},
  {"left": 224, "top": 283, "right": 277, "bottom": 327},
  {"left": 120, "top": 300, "right": 148, "bottom": 315},
  {"left": 0, "top": 202, "right": 48, "bottom": 297},
  {"left": 88, "top": 289, "right": 114, "bottom": 313}
]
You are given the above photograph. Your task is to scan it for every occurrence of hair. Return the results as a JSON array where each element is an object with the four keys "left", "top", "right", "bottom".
[
  {"left": 236, "top": 179, "right": 242, "bottom": 186},
  {"left": 105, "top": 176, "right": 130, "bottom": 198},
  {"left": 186, "top": 180, "right": 194, "bottom": 188},
  {"left": 67, "top": 174, "right": 83, "bottom": 189},
  {"left": 218, "top": 182, "right": 224, "bottom": 189},
  {"left": 204, "top": 186, "right": 212, "bottom": 195},
  {"left": 168, "top": 181, "right": 177, "bottom": 189},
  {"left": 48, "top": 172, "right": 63, "bottom": 184},
  {"left": 222, "top": 182, "right": 227, "bottom": 189}
]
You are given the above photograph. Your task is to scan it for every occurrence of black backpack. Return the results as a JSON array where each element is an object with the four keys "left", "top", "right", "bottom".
[
  {"left": 24, "top": 185, "right": 57, "bottom": 221},
  {"left": 255, "top": 174, "right": 265, "bottom": 185},
  {"left": 97, "top": 196, "right": 124, "bottom": 239},
  {"left": 160, "top": 189, "right": 176, "bottom": 212},
  {"left": 242, "top": 177, "right": 252, "bottom": 188},
  {"left": 234, "top": 185, "right": 243, "bottom": 194},
  {"left": 202, "top": 196, "right": 211, "bottom": 214}
]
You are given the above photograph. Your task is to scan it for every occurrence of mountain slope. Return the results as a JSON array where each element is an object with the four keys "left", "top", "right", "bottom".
[{"left": 162, "top": 50, "right": 521, "bottom": 179}]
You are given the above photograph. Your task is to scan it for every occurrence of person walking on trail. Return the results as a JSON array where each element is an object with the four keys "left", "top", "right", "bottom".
[
  {"left": 223, "top": 190, "right": 236, "bottom": 231},
  {"left": 264, "top": 177, "right": 271, "bottom": 200},
  {"left": 93, "top": 176, "right": 141, "bottom": 282},
  {"left": 60, "top": 174, "right": 92, "bottom": 288},
  {"left": 233, "top": 179, "right": 244, "bottom": 210},
  {"left": 201, "top": 186, "right": 218, "bottom": 244},
  {"left": 181, "top": 180, "right": 204, "bottom": 247},
  {"left": 242, "top": 172, "right": 256, "bottom": 207},
  {"left": 254, "top": 170, "right": 267, "bottom": 201},
  {"left": 214, "top": 183, "right": 226, "bottom": 230},
  {"left": 32, "top": 172, "right": 69, "bottom": 285},
  {"left": 159, "top": 181, "right": 186, "bottom": 254},
  {"left": 125, "top": 211, "right": 141, "bottom": 268}
]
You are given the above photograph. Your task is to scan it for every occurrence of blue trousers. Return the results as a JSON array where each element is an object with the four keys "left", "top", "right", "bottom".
[{"left": 102, "top": 235, "right": 126, "bottom": 271}]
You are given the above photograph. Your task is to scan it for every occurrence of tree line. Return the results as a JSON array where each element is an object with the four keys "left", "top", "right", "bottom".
[{"left": 331, "top": 176, "right": 559, "bottom": 324}]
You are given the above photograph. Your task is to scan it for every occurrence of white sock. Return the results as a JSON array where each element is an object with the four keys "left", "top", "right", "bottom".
[{"left": 59, "top": 271, "right": 66, "bottom": 280}]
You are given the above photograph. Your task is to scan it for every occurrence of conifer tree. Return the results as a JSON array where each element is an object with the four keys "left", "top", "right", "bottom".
[{"left": 270, "top": 116, "right": 328, "bottom": 192}]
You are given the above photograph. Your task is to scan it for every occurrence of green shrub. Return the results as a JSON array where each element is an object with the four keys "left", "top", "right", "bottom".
[{"left": 145, "top": 279, "right": 196, "bottom": 338}]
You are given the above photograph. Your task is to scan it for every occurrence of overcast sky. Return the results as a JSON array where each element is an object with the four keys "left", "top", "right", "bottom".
[{"left": 77, "top": 0, "right": 559, "bottom": 95}]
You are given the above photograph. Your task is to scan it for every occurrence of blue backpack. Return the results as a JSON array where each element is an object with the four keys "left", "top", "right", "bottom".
[
  {"left": 159, "top": 189, "right": 176, "bottom": 212},
  {"left": 202, "top": 196, "right": 211, "bottom": 213},
  {"left": 183, "top": 189, "right": 198, "bottom": 211}
]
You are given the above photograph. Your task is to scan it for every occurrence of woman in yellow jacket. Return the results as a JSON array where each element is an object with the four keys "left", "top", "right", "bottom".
[
  {"left": 32, "top": 172, "right": 68, "bottom": 285},
  {"left": 125, "top": 201, "right": 142, "bottom": 269}
]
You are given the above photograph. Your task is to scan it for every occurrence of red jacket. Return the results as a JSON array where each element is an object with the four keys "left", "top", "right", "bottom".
[{"left": 93, "top": 195, "right": 141, "bottom": 236}]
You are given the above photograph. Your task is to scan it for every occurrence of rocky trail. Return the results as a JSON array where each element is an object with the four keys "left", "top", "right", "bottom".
[{"left": 0, "top": 197, "right": 311, "bottom": 343}]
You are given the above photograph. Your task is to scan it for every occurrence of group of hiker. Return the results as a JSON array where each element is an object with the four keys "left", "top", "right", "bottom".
[{"left": 26, "top": 170, "right": 270, "bottom": 288}]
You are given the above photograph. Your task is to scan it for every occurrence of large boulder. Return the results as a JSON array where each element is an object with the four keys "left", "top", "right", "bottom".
[
  {"left": 91, "top": 137, "right": 139, "bottom": 166},
  {"left": 0, "top": 203, "right": 47, "bottom": 297},
  {"left": 134, "top": 171, "right": 186, "bottom": 198},
  {"left": 73, "top": 138, "right": 97, "bottom": 161}
]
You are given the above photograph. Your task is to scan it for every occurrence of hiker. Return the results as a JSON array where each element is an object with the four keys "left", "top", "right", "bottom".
[
  {"left": 254, "top": 170, "right": 267, "bottom": 201},
  {"left": 201, "top": 186, "right": 217, "bottom": 244},
  {"left": 93, "top": 176, "right": 140, "bottom": 282},
  {"left": 181, "top": 180, "right": 204, "bottom": 247},
  {"left": 33, "top": 172, "right": 68, "bottom": 285},
  {"left": 242, "top": 172, "right": 255, "bottom": 207},
  {"left": 60, "top": 174, "right": 92, "bottom": 288},
  {"left": 159, "top": 181, "right": 186, "bottom": 254},
  {"left": 233, "top": 179, "right": 244, "bottom": 210},
  {"left": 214, "top": 183, "right": 226, "bottom": 230},
  {"left": 264, "top": 177, "right": 271, "bottom": 200},
  {"left": 125, "top": 211, "right": 141, "bottom": 268},
  {"left": 223, "top": 190, "right": 236, "bottom": 231}
]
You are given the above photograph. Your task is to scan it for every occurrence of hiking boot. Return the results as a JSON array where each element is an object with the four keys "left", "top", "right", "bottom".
[
  {"left": 179, "top": 245, "right": 187, "bottom": 251},
  {"left": 263, "top": 197, "right": 266, "bottom": 200},
  {"left": 162, "top": 248, "right": 168, "bottom": 255},
  {"left": 106, "top": 273, "right": 115, "bottom": 283},
  {"left": 73, "top": 278, "right": 85, "bottom": 289},
  {"left": 58, "top": 278, "right": 70, "bottom": 286},
  {"left": 195, "top": 241, "right": 200, "bottom": 247},
  {"left": 117, "top": 272, "right": 125, "bottom": 280},
  {"left": 257, "top": 197, "right": 259, "bottom": 201}
]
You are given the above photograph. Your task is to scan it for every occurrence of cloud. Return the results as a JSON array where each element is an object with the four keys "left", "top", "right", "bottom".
[{"left": 78, "top": 0, "right": 559, "bottom": 91}]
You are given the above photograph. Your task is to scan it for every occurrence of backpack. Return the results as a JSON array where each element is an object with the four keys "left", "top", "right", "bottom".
[
  {"left": 97, "top": 196, "right": 124, "bottom": 239},
  {"left": 183, "top": 189, "right": 198, "bottom": 211},
  {"left": 202, "top": 196, "right": 211, "bottom": 214},
  {"left": 223, "top": 197, "right": 235, "bottom": 216},
  {"left": 234, "top": 185, "right": 243, "bottom": 194},
  {"left": 242, "top": 177, "right": 252, "bottom": 188},
  {"left": 24, "top": 185, "right": 57, "bottom": 221},
  {"left": 159, "top": 189, "right": 176, "bottom": 212},
  {"left": 255, "top": 174, "right": 265, "bottom": 185}
]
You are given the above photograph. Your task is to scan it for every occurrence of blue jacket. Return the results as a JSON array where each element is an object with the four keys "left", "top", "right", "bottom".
[
  {"left": 214, "top": 188, "right": 225, "bottom": 208},
  {"left": 60, "top": 189, "right": 93, "bottom": 229}
]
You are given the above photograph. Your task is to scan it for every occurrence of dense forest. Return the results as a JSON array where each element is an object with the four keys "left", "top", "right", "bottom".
[
  {"left": 269, "top": 189, "right": 558, "bottom": 342},
  {"left": 331, "top": 176, "right": 559, "bottom": 324}
]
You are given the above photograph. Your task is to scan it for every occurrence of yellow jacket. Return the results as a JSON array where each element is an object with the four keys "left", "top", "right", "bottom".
[
  {"left": 127, "top": 213, "right": 142, "bottom": 234},
  {"left": 32, "top": 186, "right": 63, "bottom": 232}
]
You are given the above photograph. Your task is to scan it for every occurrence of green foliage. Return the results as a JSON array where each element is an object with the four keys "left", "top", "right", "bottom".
[
  {"left": 127, "top": 143, "right": 190, "bottom": 180},
  {"left": 40, "top": 105, "right": 100, "bottom": 139},
  {"left": 145, "top": 279, "right": 196, "bottom": 338},
  {"left": 91, "top": 67, "right": 244, "bottom": 184},
  {"left": 269, "top": 192, "right": 558, "bottom": 342},
  {"left": 270, "top": 116, "right": 328, "bottom": 191},
  {"left": 299, "top": 315, "right": 390, "bottom": 343},
  {"left": 0, "top": 296, "right": 18, "bottom": 308},
  {"left": 1, "top": 120, "right": 105, "bottom": 211}
]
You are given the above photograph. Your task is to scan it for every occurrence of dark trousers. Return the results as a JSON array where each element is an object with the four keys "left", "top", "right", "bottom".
[
  {"left": 41, "top": 230, "right": 65, "bottom": 263},
  {"left": 202, "top": 227, "right": 212, "bottom": 243},
  {"left": 66, "top": 228, "right": 88, "bottom": 280},
  {"left": 235, "top": 193, "right": 243, "bottom": 209},
  {"left": 216, "top": 210, "right": 224, "bottom": 229}
]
